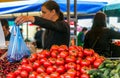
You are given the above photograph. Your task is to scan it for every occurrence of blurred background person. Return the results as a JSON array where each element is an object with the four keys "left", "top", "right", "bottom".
[
  {"left": 77, "top": 27, "right": 88, "bottom": 46},
  {"left": 0, "top": 19, "right": 11, "bottom": 41},
  {"left": 83, "top": 12, "right": 120, "bottom": 57},
  {"left": 34, "top": 26, "right": 43, "bottom": 49}
]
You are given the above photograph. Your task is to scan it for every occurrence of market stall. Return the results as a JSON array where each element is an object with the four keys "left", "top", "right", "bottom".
[{"left": 2, "top": 1, "right": 120, "bottom": 78}]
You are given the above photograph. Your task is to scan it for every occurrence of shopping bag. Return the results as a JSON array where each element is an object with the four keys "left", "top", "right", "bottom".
[{"left": 7, "top": 25, "right": 31, "bottom": 62}]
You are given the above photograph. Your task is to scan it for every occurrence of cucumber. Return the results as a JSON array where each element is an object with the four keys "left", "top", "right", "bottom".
[{"left": 103, "top": 69, "right": 110, "bottom": 77}]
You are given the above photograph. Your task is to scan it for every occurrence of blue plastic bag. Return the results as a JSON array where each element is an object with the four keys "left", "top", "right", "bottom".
[{"left": 7, "top": 25, "right": 31, "bottom": 62}]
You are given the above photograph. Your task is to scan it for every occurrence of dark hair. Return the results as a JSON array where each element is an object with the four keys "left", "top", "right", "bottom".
[
  {"left": 0, "top": 19, "right": 9, "bottom": 29},
  {"left": 42, "top": 1, "right": 64, "bottom": 20},
  {"left": 92, "top": 12, "right": 107, "bottom": 29},
  {"left": 82, "top": 27, "right": 87, "bottom": 32}
]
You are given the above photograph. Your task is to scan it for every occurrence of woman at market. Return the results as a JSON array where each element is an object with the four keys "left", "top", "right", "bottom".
[
  {"left": 1, "top": 19, "right": 11, "bottom": 41},
  {"left": 15, "top": 1, "right": 70, "bottom": 49},
  {"left": 83, "top": 12, "right": 120, "bottom": 57}
]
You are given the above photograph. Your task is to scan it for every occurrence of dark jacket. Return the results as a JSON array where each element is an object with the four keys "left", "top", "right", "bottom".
[
  {"left": 34, "top": 30, "right": 43, "bottom": 48},
  {"left": 33, "top": 16, "right": 70, "bottom": 49},
  {"left": 84, "top": 27, "right": 120, "bottom": 57}
]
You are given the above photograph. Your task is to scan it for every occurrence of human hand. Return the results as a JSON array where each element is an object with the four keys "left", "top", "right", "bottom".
[{"left": 15, "top": 16, "right": 35, "bottom": 25}]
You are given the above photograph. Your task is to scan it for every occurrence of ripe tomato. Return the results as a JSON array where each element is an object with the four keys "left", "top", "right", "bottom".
[
  {"left": 50, "top": 72, "right": 60, "bottom": 78},
  {"left": 56, "top": 58, "right": 65, "bottom": 65},
  {"left": 6, "top": 72, "right": 15, "bottom": 78},
  {"left": 29, "top": 71, "right": 38, "bottom": 78},
  {"left": 67, "top": 69, "right": 77, "bottom": 77},
  {"left": 14, "top": 69, "right": 22, "bottom": 76},
  {"left": 33, "top": 60, "right": 41, "bottom": 70},
  {"left": 21, "top": 58, "right": 29, "bottom": 64},
  {"left": 76, "top": 57, "right": 82, "bottom": 64},
  {"left": 36, "top": 66, "right": 45, "bottom": 74},
  {"left": 46, "top": 66, "right": 55, "bottom": 74},
  {"left": 66, "top": 62, "right": 77, "bottom": 70},
  {"left": 65, "top": 55, "right": 76, "bottom": 63},
  {"left": 29, "top": 53, "right": 37, "bottom": 62},
  {"left": 51, "top": 50, "right": 59, "bottom": 58},
  {"left": 93, "top": 59, "right": 102, "bottom": 68},
  {"left": 80, "top": 66, "right": 90, "bottom": 74},
  {"left": 69, "top": 49, "right": 78, "bottom": 57},
  {"left": 86, "top": 56, "right": 95, "bottom": 64},
  {"left": 80, "top": 73, "right": 90, "bottom": 78},
  {"left": 50, "top": 45, "right": 59, "bottom": 51},
  {"left": 83, "top": 49, "right": 94, "bottom": 56},
  {"left": 20, "top": 70, "right": 28, "bottom": 78},
  {"left": 48, "top": 57, "right": 56, "bottom": 65},
  {"left": 59, "top": 51, "right": 69, "bottom": 58},
  {"left": 58, "top": 45, "right": 68, "bottom": 52},
  {"left": 43, "top": 60, "right": 52, "bottom": 68},
  {"left": 80, "top": 59, "right": 90, "bottom": 67},
  {"left": 56, "top": 65, "right": 65, "bottom": 74}
]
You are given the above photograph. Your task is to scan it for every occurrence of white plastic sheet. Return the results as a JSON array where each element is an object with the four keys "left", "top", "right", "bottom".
[{"left": 0, "top": 22, "right": 6, "bottom": 49}]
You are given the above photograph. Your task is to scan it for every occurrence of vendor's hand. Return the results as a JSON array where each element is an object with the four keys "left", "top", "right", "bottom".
[{"left": 15, "top": 16, "right": 35, "bottom": 25}]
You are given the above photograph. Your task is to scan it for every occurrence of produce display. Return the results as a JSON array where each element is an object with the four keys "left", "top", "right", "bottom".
[
  {"left": 88, "top": 59, "right": 120, "bottom": 78},
  {"left": 6, "top": 45, "right": 105, "bottom": 78},
  {"left": 0, "top": 57, "right": 21, "bottom": 77}
]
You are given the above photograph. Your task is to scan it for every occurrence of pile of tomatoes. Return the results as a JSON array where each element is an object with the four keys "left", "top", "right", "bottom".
[{"left": 6, "top": 45, "right": 105, "bottom": 78}]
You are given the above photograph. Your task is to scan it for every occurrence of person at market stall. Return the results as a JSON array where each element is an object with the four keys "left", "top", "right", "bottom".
[
  {"left": 83, "top": 12, "right": 120, "bottom": 57},
  {"left": 77, "top": 27, "right": 88, "bottom": 46},
  {"left": 0, "top": 19, "right": 11, "bottom": 41},
  {"left": 34, "top": 26, "right": 44, "bottom": 49},
  {"left": 15, "top": 1, "right": 70, "bottom": 49}
]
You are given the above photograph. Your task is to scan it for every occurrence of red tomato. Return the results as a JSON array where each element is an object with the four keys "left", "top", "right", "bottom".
[
  {"left": 20, "top": 70, "right": 28, "bottom": 78},
  {"left": 29, "top": 53, "right": 37, "bottom": 62},
  {"left": 50, "top": 72, "right": 60, "bottom": 78},
  {"left": 86, "top": 56, "right": 95, "bottom": 64},
  {"left": 59, "top": 51, "right": 69, "bottom": 58},
  {"left": 6, "top": 72, "right": 15, "bottom": 78},
  {"left": 48, "top": 57, "right": 56, "bottom": 65},
  {"left": 25, "top": 64, "right": 33, "bottom": 72},
  {"left": 56, "top": 65, "right": 65, "bottom": 74},
  {"left": 93, "top": 59, "right": 102, "bottom": 68},
  {"left": 29, "top": 71, "right": 38, "bottom": 78},
  {"left": 83, "top": 49, "right": 94, "bottom": 56},
  {"left": 69, "top": 49, "right": 78, "bottom": 57},
  {"left": 36, "top": 66, "right": 45, "bottom": 74},
  {"left": 76, "top": 57, "right": 82, "bottom": 64},
  {"left": 16, "top": 76, "right": 22, "bottom": 78},
  {"left": 40, "top": 58, "right": 47, "bottom": 64},
  {"left": 80, "top": 73, "right": 90, "bottom": 78},
  {"left": 76, "top": 46, "right": 83, "bottom": 52},
  {"left": 64, "top": 73, "right": 74, "bottom": 78},
  {"left": 76, "top": 64, "right": 81, "bottom": 71},
  {"left": 67, "top": 69, "right": 77, "bottom": 77},
  {"left": 78, "top": 51, "right": 83, "bottom": 58},
  {"left": 58, "top": 45, "right": 68, "bottom": 52},
  {"left": 80, "top": 59, "right": 90, "bottom": 66},
  {"left": 51, "top": 50, "right": 59, "bottom": 58},
  {"left": 80, "top": 66, "right": 90, "bottom": 74},
  {"left": 50, "top": 45, "right": 59, "bottom": 51},
  {"left": 46, "top": 66, "right": 55, "bottom": 74},
  {"left": 76, "top": 71, "right": 81, "bottom": 77},
  {"left": 56, "top": 58, "right": 65, "bottom": 65},
  {"left": 33, "top": 60, "right": 41, "bottom": 70},
  {"left": 65, "top": 55, "right": 76, "bottom": 63},
  {"left": 41, "top": 50, "right": 50, "bottom": 57},
  {"left": 66, "top": 62, "right": 77, "bottom": 70},
  {"left": 21, "top": 58, "right": 29, "bottom": 64},
  {"left": 43, "top": 60, "right": 52, "bottom": 68},
  {"left": 14, "top": 69, "right": 22, "bottom": 76}
]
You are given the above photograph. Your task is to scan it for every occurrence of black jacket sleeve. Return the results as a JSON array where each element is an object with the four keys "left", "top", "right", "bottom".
[{"left": 33, "top": 16, "right": 69, "bottom": 33}]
